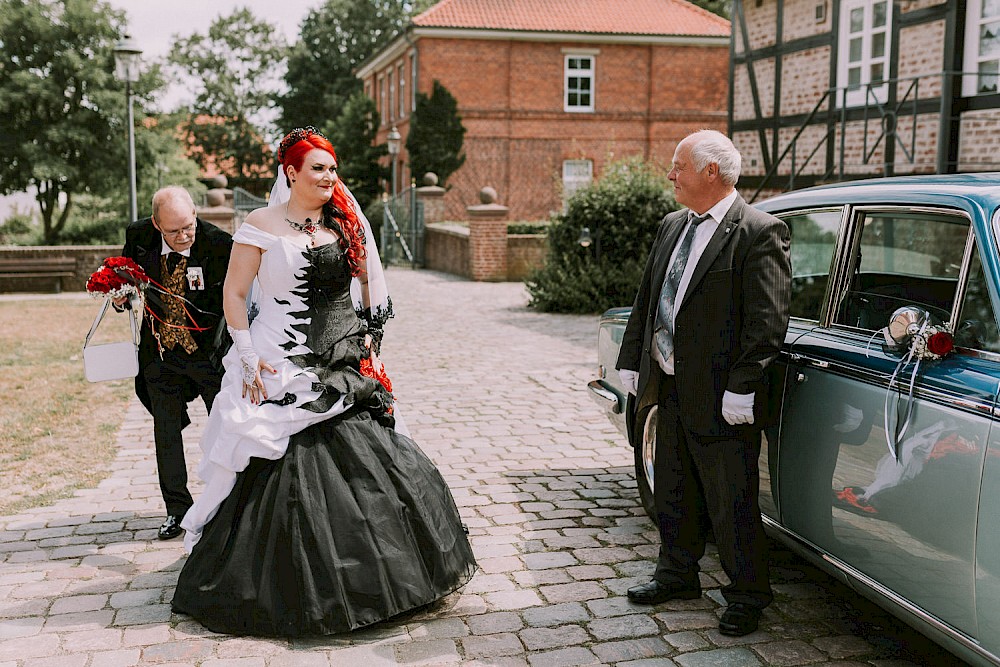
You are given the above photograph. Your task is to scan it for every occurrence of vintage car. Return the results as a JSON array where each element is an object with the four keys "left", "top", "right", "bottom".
[{"left": 588, "top": 173, "right": 1000, "bottom": 667}]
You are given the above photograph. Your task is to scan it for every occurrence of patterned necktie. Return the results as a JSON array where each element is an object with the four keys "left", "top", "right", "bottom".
[
  {"left": 655, "top": 212, "right": 710, "bottom": 363},
  {"left": 166, "top": 251, "right": 183, "bottom": 273}
]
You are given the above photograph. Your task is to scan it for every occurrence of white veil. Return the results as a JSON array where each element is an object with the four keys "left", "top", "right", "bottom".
[{"left": 267, "top": 164, "right": 393, "bottom": 324}]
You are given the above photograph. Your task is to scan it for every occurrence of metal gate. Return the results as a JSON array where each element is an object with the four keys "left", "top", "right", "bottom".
[{"left": 380, "top": 186, "right": 424, "bottom": 268}]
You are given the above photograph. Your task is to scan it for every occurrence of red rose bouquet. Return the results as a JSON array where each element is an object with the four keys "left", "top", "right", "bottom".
[{"left": 86, "top": 257, "right": 150, "bottom": 300}]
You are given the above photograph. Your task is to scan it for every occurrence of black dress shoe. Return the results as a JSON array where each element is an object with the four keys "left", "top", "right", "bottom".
[
  {"left": 158, "top": 515, "right": 183, "bottom": 540},
  {"left": 719, "top": 603, "right": 762, "bottom": 636},
  {"left": 627, "top": 579, "right": 701, "bottom": 605}
]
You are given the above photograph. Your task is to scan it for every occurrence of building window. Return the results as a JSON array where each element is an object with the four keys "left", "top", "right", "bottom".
[
  {"left": 562, "top": 159, "right": 593, "bottom": 207},
  {"left": 411, "top": 55, "right": 417, "bottom": 112},
  {"left": 564, "top": 55, "right": 594, "bottom": 112},
  {"left": 388, "top": 69, "right": 395, "bottom": 122},
  {"left": 964, "top": 0, "right": 1000, "bottom": 95},
  {"left": 378, "top": 76, "right": 386, "bottom": 126},
  {"left": 398, "top": 63, "right": 406, "bottom": 119},
  {"left": 836, "top": 0, "right": 891, "bottom": 106}
]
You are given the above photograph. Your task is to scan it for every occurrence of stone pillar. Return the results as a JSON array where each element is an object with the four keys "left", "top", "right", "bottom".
[
  {"left": 416, "top": 172, "right": 446, "bottom": 224},
  {"left": 197, "top": 189, "right": 236, "bottom": 234},
  {"left": 205, "top": 174, "right": 234, "bottom": 208},
  {"left": 467, "top": 186, "right": 509, "bottom": 282}
]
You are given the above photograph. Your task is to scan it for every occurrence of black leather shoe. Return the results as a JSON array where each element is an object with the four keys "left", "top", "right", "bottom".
[
  {"left": 627, "top": 580, "right": 701, "bottom": 605},
  {"left": 719, "top": 603, "right": 761, "bottom": 636},
  {"left": 157, "top": 515, "right": 183, "bottom": 540}
]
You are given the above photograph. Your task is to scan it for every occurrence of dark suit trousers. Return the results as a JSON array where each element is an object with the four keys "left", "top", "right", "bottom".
[
  {"left": 652, "top": 375, "right": 773, "bottom": 608},
  {"left": 142, "top": 347, "right": 221, "bottom": 518}
]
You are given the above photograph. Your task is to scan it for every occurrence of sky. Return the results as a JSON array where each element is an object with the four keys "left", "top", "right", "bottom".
[{"left": 105, "top": 0, "right": 324, "bottom": 110}]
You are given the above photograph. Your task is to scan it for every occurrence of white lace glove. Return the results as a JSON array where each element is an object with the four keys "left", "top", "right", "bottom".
[
  {"left": 618, "top": 369, "right": 639, "bottom": 395},
  {"left": 228, "top": 326, "right": 259, "bottom": 386},
  {"left": 722, "top": 391, "right": 755, "bottom": 426}
]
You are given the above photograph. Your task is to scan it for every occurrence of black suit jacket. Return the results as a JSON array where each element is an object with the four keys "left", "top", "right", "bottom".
[
  {"left": 616, "top": 195, "right": 791, "bottom": 436},
  {"left": 121, "top": 216, "right": 233, "bottom": 416}
]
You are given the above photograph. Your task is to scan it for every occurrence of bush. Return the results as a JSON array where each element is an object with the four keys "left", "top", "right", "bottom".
[
  {"left": 525, "top": 157, "right": 679, "bottom": 313},
  {"left": 0, "top": 209, "right": 41, "bottom": 245}
]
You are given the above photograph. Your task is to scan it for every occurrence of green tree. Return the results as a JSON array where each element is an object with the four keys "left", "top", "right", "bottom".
[
  {"left": 406, "top": 80, "right": 466, "bottom": 186},
  {"left": 281, "top": 0, "right": 434, "bottom": 132},
  {"left": 0, "top": 0, "right": 145, "bottom": 243},
  {"left": 690, "top": 0, "right": 730, "bottom": 18},
  {"left": 526, "top": 157, "right": 678, "bottom": 314},
  {"left": 168, "top": 8, "right": 285, "bottom": 180},
  {"left": 324, "top": 91, "right": 387, "bottom": 207}
]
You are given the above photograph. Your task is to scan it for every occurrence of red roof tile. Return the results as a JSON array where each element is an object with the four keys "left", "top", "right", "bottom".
[{"left": 413, "top": 0, "right": 730, "bottom": 37}]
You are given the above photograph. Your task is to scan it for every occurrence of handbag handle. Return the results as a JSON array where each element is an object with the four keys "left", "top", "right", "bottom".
[{"left": 84, "top": 295, "right": 140, "bottom": 349}]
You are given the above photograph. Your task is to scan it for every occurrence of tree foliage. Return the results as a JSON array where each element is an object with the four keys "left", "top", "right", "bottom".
[
  {"left": 526, "top": 158, "right": 679, "bottom": 314},
  {"left": 689, "top": 0, "right": 731, "bottom": 18},
  {"left": 0, "top": 0, "right": 142, "bottom": 243},
  {"left": 324, "top": 91, "right": 387, "bottom": 208},
  {"left": 406, "top": 80, "right": 466, "bottom": 186},
  {"left": 168, "top": 8, "right": 284, "bottom": 180},
  {"left": 281, "top": 0, "right": 433, "bottom": 132}
]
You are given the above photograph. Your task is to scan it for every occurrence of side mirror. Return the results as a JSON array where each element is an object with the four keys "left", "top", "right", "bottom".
[{"left": 881, "top": 306, "right": 930, "bottom": 356}]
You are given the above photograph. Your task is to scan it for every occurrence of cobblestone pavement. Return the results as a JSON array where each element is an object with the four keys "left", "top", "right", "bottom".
[{"left": 0, "top": 269, "right": 970, "bottom": 666}]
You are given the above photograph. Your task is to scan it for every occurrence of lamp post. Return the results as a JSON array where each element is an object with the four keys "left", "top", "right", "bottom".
[
  {"left": 114, "top": 35, "right": 143, "bottom": 222},
  {"left": 386, "top": 125, "right": 401, "bottom": 197}
]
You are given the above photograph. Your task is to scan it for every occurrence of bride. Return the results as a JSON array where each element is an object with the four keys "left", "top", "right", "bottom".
[{"left": 171, "top": 127, "right": 476, "bottom": 636}]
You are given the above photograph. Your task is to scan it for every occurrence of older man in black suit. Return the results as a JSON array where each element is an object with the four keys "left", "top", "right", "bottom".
[
  {"left": 120, "top": 186, "right": 233, "bottom": 540},
  {"left": 616, "top": 130, "right": 791, "bottom": 636}
]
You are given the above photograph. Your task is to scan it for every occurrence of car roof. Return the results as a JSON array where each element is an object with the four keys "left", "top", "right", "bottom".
[{"left": 754, "top": 173, "right": 1000, "bottom": 216}]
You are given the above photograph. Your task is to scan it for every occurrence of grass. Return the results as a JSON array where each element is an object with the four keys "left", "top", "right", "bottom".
[{"left": 0, "top": 296, "right": 134, "bottom": 515}]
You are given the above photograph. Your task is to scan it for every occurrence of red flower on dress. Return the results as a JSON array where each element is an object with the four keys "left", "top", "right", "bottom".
[
  {"left": 359, "top": 356, "right": 393, "bottom": 394},
  {"left": 926, "top": 331, "right": 954, "bottom": 357}
]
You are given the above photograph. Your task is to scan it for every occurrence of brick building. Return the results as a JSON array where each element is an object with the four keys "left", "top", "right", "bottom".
[
  {"left": 357, "top": 0, "right": 730, "bottom": 221},
  {"left": 732, "top": 0, "right": 1000, "bottom": 201}
]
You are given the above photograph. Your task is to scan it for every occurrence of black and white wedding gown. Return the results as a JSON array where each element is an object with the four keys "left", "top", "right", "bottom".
[{"left": 172, "top": 224, "right": 476, "bottom": 636}]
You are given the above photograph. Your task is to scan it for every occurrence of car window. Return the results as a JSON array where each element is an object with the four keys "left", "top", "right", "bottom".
[
  {"left": 955, "top": 242, "right": 1000, "bottom": 354},
  {"left": 835, "top": 211, "right": 969, "bottom": 331},
  {"left": 783, "top": 209, "right": 842, "bottom": 321}
]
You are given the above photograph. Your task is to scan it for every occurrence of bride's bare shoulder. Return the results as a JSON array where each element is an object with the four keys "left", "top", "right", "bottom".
[{"left": 244, "top": 206, "right": 284, "bottom": 234}]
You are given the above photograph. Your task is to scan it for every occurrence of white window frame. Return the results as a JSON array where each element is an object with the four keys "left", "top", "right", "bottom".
[
  {"left": 564, "top": 54, "right": 595, "bottom": 113},
  {"left": 562, "top": 159, "right": 593, "bottom": 208},
  {"left": 378, "top": 75, "right": 386, "bottom": 126},
  {"left": 388, "top": 69, "right": 395, "bottom": 122},
  {"left": 411, "top": 53, "right": 418, "bottom": 113},
  {"left": 836, "top": 0, "right": 892, "bottom": 107},
  {"left": 397, "top": 63, "right": 406, "bottom": 119},
  {"left": 964, "top": 0, "right": 1000, "bottom": 96}
]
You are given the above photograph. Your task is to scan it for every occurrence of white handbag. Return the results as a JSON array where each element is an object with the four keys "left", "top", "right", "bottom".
[{"left": 83, "top": 297, "right": 141, "bottom": 383}]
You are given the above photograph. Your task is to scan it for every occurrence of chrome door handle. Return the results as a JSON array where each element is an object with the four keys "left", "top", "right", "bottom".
[{"left": 789, "top": 353, "right": 829, "bottom": 369}]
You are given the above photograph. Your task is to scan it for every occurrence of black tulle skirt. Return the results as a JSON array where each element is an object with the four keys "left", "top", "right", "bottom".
[{"left": 171, "top": 409, "right": 477, "bottom": 636}]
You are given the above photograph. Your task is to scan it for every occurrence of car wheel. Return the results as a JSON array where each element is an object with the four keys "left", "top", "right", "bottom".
[{"left": 634, "top": 405, "right": 657, "bottom": 522}]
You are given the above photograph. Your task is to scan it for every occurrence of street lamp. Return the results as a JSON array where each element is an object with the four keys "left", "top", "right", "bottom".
[
  {"left": 114, "top": 35, "right": 142, "bottom": 221},
  {"left": 386, "top": 125, "right": 401, "bottom": 197}
]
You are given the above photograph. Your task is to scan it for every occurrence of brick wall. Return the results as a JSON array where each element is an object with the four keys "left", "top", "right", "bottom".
[
  {"left": 424, "top": 224, "right": 470, "bottom": 278},
  {"left": 958, "top": 109, "right": 1000, "bottom": 171},
  {"left": 423, "top": 224, "right": 546, "bottom": 281},
  {"left": 367, "top": 35, "right": 728, "bottom": 221}
]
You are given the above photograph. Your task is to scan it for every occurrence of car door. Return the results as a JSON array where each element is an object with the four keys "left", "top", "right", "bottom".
[{"left": 776, "top": 206, "right": 1000, "bottom": 638}]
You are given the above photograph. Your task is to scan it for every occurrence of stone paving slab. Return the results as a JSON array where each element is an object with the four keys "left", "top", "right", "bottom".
[{"left": 0, "top": 269, "right": 972, "bottom": 666}]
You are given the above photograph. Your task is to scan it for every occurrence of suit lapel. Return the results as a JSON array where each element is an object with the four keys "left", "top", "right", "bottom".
[
  {"left": 681, "top": 196, "right": 746, "bottom": 308},
  {"left": 650, "top": 211, "right": 688, "bottom": 300}
]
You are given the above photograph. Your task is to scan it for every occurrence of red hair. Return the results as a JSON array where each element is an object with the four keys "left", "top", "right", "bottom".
[{"left": 279, "top": 127, "right": 366, "bottom": 276}]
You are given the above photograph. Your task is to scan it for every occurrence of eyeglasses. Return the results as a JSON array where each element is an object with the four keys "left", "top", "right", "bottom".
[{"left": 160, "top": 223, "right": 196, "bottom": 238}]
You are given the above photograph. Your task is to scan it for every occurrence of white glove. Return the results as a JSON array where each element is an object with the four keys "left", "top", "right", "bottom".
[
  {"left": 618, "top": 369, "right": 639, "bottom": 395},
  {"left": 722, "top": 391, "right": 755, "bottom": 426},
  {"left": 228, "top": 326, "right": 259, "bottom": 387}
]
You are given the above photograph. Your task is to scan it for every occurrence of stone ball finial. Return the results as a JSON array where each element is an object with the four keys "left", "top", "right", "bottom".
[
  {"left": 211, "top": 174, "right": 228, "bottom": 189},
  {"left": 479, "top": 186, "right": 498, "bottom": 205},
  {"left": 422, "top": 172, "right": 439, "bottom": 186},
  {"left": 206, "top": 190, "right": 225, "bottom": 207}
]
